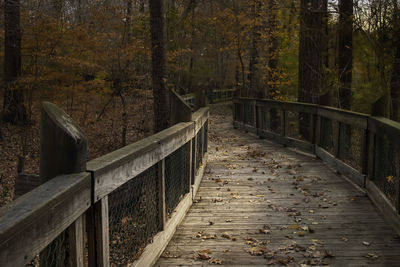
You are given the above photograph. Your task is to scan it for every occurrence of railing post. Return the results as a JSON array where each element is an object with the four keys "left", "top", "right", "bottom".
[
  {"left": 335, "top": 122, "right": 341, "bottom": 158},
  {"left": 187, "top": 139, "right": 193, "bottom": 192},
  {"left": 157, "top": 159, "right": 166, "bottom": 230},
  {"left": 281, "top": 109, "right": 288, "bottom": 137},
  {"left": 191, "top": 134, "right": 197, "bottom": 184},
  {"left": 87, "top": 196, "right": 110, "bottom": 267},
  {"left": 39, "top": 102, "right": 87, "bottom": 267},
  {"left": 253, "top": 100, "right": 257, "bottom": 128},
  {"left": 313, "top": 113, "right": 321, "bottom": 147}
]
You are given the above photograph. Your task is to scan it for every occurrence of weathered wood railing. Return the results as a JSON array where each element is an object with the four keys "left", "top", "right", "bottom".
[
  {"left": 234, "top": 98, "right": 400, "bottom": 234},
  {"left": 0, "top": 103, "right": 209, "bottom": 266},
  {"left": 182, "top": 88, "right": 236, "bottom": 105}
]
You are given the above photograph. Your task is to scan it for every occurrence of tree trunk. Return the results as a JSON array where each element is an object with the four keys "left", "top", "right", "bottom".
[
  {"left": 266, "top": 0, "right": 280, "bottom": 99},
  {"left": 298, "top": 0, "right": 324, "bottom": 139},
  {"left": 248, "top": 0, "right": 262, "bottom": 98},
  {"left": 3, "top": 0, "right": 26, "bottom": 124},
  {"left": 298, "top": 0, "right": 323, "bottom": 105},
  {"left": 150, "top": 0, "right": 170, "bottom": 131},
  {"left": 390, "top": 0, "right": 400, "bottom": 121},
  {"left": 338, "top": 0, "right": 353, "bottom": 110}
]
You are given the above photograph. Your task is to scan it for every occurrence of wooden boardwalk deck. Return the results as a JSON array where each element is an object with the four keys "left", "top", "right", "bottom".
[{"left": 155, "top": 104, "right": 400, "bottom": 267}]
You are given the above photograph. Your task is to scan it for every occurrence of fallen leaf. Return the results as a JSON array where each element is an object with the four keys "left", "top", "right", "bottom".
[
  {"left": 365, "top": 253, "right": 379, "bottom": 259},
  {"left": 221, "top": 232, "right": 232, "bottom": 239},
  {"left": 198, "top": 253, "right": 211, "bottom": 260},
  {"left": 341, "top": 237, "right": 349, "bottom": 242},
  {"left": 287, "top": 224, "right": 300, "bottom": 230},
  {"left": 208, "top": 258, "right": 222, "bottom": 264},
  {"left": 323, "top": 250, "right": 335, "bottom": 258},
  {"left": 363, "top": 241, "right": 371, "bottom": 246}
]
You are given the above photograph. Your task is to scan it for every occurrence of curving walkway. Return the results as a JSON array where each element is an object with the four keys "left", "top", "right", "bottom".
[{"left": 155, "top": 103, "right": 400, "bottom": 267}]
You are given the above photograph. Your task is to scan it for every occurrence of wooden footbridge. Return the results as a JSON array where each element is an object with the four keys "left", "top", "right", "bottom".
[{"left": 1, "top": 96, "right": 400, "bottom": 267}]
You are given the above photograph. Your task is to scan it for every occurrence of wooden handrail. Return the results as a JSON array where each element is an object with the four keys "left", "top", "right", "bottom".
[
  {"left": 0, "top": 103, "right": 209, "bottom": 267},
  {"left": 233, "top": 97, "right": 400, "bottom": 235},
  {"left": 0, "top": 172, "right": 91, "bottom": 266}
]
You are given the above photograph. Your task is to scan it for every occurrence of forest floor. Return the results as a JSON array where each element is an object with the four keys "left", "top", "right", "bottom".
[{"left": 0, "top": 89, "right": 154, "bottom": 207}]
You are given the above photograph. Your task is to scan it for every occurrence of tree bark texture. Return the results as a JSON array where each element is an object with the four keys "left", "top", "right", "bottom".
[
  {"left": 150, "top": 0, "right": 170, "bottom": 131},
  {"left": 391, "top": 2, "right": 400, "bottom": 122},
  {"left": 3, "top": 0, "right": 26, "bottom": 124},
  {"left": 338, "top": 0, "right": 353, "bottom": 110},
  {"left": 298, "top": 0, "right": 324, "bottom": 104},
  {"left": 248, "top": 0, "right": 262, "bottom": 98},
  {"left": 266, "top": 0, "right": 280, "bottom": 99}
]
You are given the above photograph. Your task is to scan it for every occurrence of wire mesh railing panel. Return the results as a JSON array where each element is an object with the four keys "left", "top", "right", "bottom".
[
  {"left": 234, "top": 103, "right": 242, "bottom": 122},
  {"left": 34, "top": 230, "right": 69, "bottom": 267},
  {"left": 165, "top": 143, "right": 190, "bottom": 217},
  {"left": 262, "top": 107, "right": 269, "bottom": 130},
  {"left": 269, "top": 108, "right": 281, "bottom": 134},
  {"left": 244, "top": 103, "right": 254, "bottom": 126},
  {"left": 320, "top": 117, "right": 336, "bottom": 155},
  {"left": 373, "top": 135, "right": 400, "bottom": 208},
  {"left": 287, "top": 111, "right": 312, "bottom": 142},
  {"left": 195, "top": 129, "right": 202, "bottom": 170},
  {"left": 108, "top": 165, "right": 159, "bottom": 265},
  {"left": 204, "top": 121, "right": 208, "bottom": 153},
  {"left": 337, "top": 123, "right": 364, "bottom": 172}
]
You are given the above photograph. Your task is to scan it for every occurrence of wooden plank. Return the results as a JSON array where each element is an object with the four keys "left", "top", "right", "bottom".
[
  {"left": 156, "top": 103, "right": 400, "bottom": 267},
  {"left": 0, "top": 172, "right": 91, "bottom": 267},
  {"left": 130, "top": 154, "right": 207, "bottom": 267},
  {"left": 318, "top": 106, "right": 368, "bottom": 129},
  {"left": 192, "top": 107, "right": 209, "bottom": 134},
  {"left": 68, "top": 215, "right": 85, "bottom": 267},
  {"left": 88, "top": 122, "right": 194, "bottom": 201},
  {"left": 95, "top": 197, "right": 110, "bottom": 267},
  {"left": 315, "top": 146, "right": 365, "bottom": 188},
  {"left": 366, "top": 179, "right": 400, "bottom": 236},
  {"left": 368, "top": 116, "right": 400, "bottom": 147},
  {"left": 187, "top": 139, "right": 193, "bottom": 191}
]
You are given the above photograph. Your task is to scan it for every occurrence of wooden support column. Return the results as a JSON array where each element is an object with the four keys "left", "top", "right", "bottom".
[
  {"left": 367, "top": 131, "right": 375, "bottom": 181},
  {"left": 252, "top": 100, "right": 257, "bottom": 127},
  {"left": 313, "top": 114, "right": 321, "bottom": 147},
  {"left": 187, "top": 140, "right": 193, "bottom": 193},
  {"left": 87, "top": 197, "right": 110, "bottom": 267},
  {"left": 157, "top": 159, "right": 166, "bottom": 230},
  {"left": 281, "top": 109, "right": 288, "bottom": 137},
  {"left": 335, "top": 122, "right": 341, "bottom": 158},
  {"left": 191, "top": 136, "right": 196, "bottom": 184},
  {"left": 39, "top": 102, "right": 87, "bottom": 267}
]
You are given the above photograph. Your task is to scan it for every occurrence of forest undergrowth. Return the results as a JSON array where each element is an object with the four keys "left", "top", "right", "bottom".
[{"left": 0, "top": 89, "right": 154, "bottom": 207}]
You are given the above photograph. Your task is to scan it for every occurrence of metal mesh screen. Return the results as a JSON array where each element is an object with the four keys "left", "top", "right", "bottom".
[
  {"left": 244, "top": 104, "right": 254, "bottom": 125},
  {"left": 287, "top": 111, "right": 312, "bottom": 142},
  {"left": 262, "top": 107, "right": 269, "bottom": 130},
  {"left": 373, "top": 135, "right": 400, "bottom": 208},
  {"left": 36, "top": 230, "right": 69, "bottom": 267},
  {"left": 337, "top": 123, "right": 364, "bottom": 172},
  {"left": 204, "top": 121, "right": 208, "bottom": 153},
  {"left": 320, "top": 117, "right": 336, "bottom": 155},
  {"left": 195, "top": 129, "right": 202, "bottom": 170},
  {"left": 108, "top": 165, "right": 159, "bottom": 265},
  {"left": 269, "top": 108, "right": 281, "bottom": 134},
  {"left": 165, "top": 143, "right": 190, "bottom": 216},
  {"left": 234, "top": 103, "right": 243, "bottom": 122}
]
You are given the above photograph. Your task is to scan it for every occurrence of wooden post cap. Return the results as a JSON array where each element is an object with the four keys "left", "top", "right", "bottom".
[{"left": 40, "top": 102, "right": 87, "bottom": 183}]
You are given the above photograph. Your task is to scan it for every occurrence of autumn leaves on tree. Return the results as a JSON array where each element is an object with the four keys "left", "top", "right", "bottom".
[{"left": 1, "top": 0, "right": 400, "bottom": 128}]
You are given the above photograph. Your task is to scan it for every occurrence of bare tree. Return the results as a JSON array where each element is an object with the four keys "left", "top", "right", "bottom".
[
  {"left": 338, "top": 0, "right": 353, "bottom": 109},
  {"left": 150, "top": 0, "right": 170, "bottom": 131},
  {"left": 3, "top": 0, "right": 26, "bottom": 124}
]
